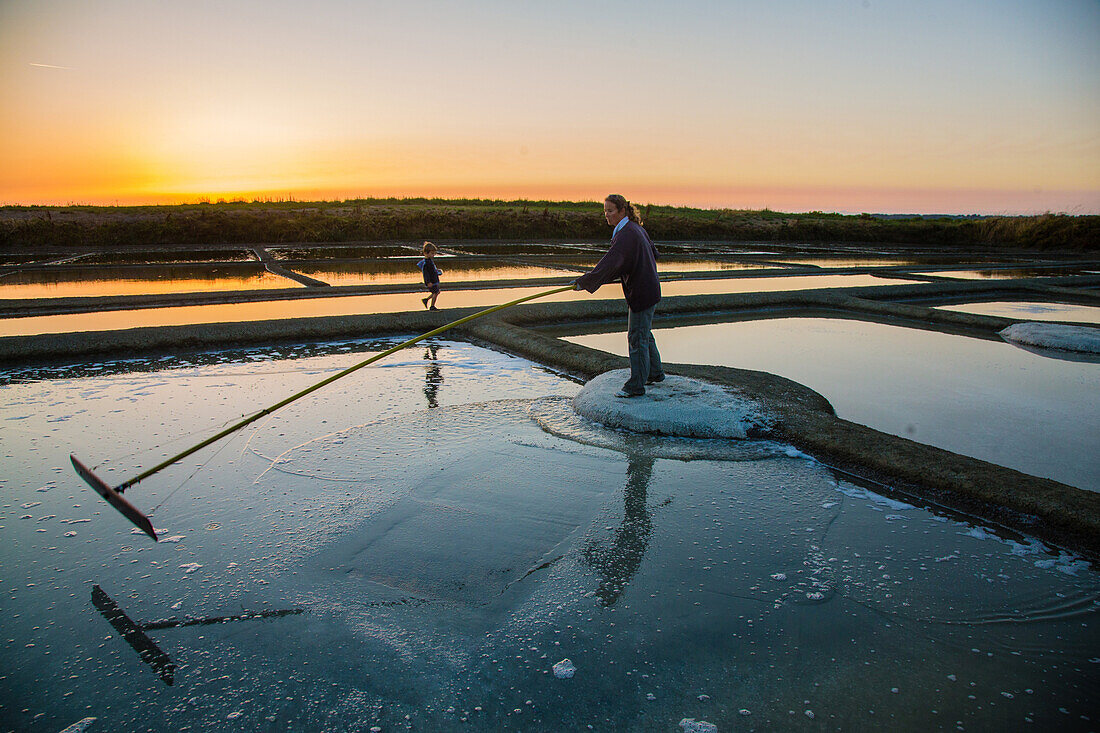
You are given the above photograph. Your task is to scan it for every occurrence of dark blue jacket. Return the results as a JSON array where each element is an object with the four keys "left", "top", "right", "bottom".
[
  {"left": 419, "top": 257, "right": 440, "bottom": 286},
  {"left": 575, "top": 221, "right": 660, "bottom": 312}
]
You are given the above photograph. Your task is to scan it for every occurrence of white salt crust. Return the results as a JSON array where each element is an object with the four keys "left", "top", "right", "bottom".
[
  {"left": 999, "top": 322, "right": 1100, "bottom": 354},
  {"left": 572, "top": 369, "right": 772, "bottom": 439}
]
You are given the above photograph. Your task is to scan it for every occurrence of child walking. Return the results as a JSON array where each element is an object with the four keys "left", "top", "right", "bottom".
[{"left": 418, "top": 241, "right": 442, "bottom": 310}]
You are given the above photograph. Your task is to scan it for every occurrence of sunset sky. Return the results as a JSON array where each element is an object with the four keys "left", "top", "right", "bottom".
[{"left": 2, "top": 0, "right": 1097, "bottom": 214}]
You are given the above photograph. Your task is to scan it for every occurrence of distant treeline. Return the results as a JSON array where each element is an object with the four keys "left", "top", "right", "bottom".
[{"left": 2, "top": 199, "right": 1097, "bottom": 251}]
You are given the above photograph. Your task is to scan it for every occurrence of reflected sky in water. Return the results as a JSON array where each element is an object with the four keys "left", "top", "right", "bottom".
[
  {"left": 292, "top": 260, "right": 571, "bottom": 286},
  {"left": 566, "top": 317, "right": 1100, "bottom": 492},
  {"left": 0, "top": 339, "right": 1095, "bottom": 730},
  {"left": 661, "top": 274, "right": 914, "bottom": 295},
  {"left": 0, "top": 266, "right": 298, "bottom": 299},
  {"left": 766, "top": 257, "right": 1001, "bottom": 268},
  {"left": 936, "top": 301, "right": 1100, "bottom": 325},
  {"left": 932, "top": 268, "right": 1088, "bottom": 280}
]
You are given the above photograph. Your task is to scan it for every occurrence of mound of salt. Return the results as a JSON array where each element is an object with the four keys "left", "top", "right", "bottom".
[
  {"left": 572, "top": 369, "right": 771, "bottom": 439},
  {"left": 999, "top": 322, "right": 1100, "bottom": 354}
]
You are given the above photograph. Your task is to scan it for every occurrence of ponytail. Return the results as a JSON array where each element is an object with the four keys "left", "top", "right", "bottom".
[{"left": 605, "top": 194, "right": 643, "bottom": 226}]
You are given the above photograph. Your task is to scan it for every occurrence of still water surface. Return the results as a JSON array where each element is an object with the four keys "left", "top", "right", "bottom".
[
  {"left": 2, "top": 274, "right": 919, "bottom": 337},
  {"left": 1, "top": 340, "right": 1095, "bottom": 730},
  {"left": 565, "top": 318, "right": 1100, "bottom": 492},
  {"left": 289, "top": 260, "right": 570, "bottom": 286},
  {"left": 935, "top": 301, "right": 1100, "bottom": 325},
  {"left": 0, "top": 266, "right": 298, "bottom": 299}
]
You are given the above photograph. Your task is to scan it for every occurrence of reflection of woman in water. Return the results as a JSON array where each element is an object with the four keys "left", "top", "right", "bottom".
[
  {"left": 423, "top": 344, "right": 442, "bottom": 409},
  {"left": 582, "top": 454, "right": 654, "bottom": 606}
]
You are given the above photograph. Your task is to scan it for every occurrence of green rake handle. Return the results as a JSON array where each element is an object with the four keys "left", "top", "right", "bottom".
[{"left": 114, "top": 284, "right": 575, "bottom": 493}]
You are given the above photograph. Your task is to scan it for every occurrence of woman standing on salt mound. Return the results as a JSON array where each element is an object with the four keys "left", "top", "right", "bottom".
[{"left": 574, "top": 194, "right": 665, "bottom": 398}]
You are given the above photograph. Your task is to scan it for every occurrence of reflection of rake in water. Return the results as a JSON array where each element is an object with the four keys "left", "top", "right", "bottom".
[
  {"left": 91, "top": 584, "right": 302, "bottom": 686},
  {"left": 71, "top": 286, "right": 574, "bottom": 541}
]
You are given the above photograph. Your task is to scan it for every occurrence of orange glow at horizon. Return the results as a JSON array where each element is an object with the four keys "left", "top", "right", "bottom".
[{"left": 2, "top": 2, "right": 1097, "bottom": 215}]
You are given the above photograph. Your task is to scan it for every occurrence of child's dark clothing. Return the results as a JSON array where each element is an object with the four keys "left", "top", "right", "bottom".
[{"left": 418, "top": 257, "right": 441, "bottom": 293}]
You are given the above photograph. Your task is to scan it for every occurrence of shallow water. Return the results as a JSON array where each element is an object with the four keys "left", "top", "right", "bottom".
[
  {"left": 0, "top": 265, "right": 300, "bottom": 300},
  {"left": 74, "top": 250, "right": 255, "bottom": 265},
  {"left": 0, "top": 273, "right": 939, "bottom": 337},
  {"left": 448, "top": 243, "right": 605, "bottom": 256},
  {"left": 1, "top": 339, "right": 1096, "bottom": 731},
  {"left": 565, "top": 317, "right": 1100, "bottom": 492},
  {"left": 268, "top": 245, "right": 420, "bottom": 260},
  {"left": 0, "top": 286, "right": 585, "bottom": 337},
  {"left": 660, "top": 259, "right": 779, "bottom": 273},
  {"left": 661, "top": 273, "right": 915, "bottom": 295},
  {"left": 288, "top": 260, "right": 571, "bottom": 287},
  {"left": 553, "top": 257, "right": 777, "bottom": 273},
  {"left": 935, "top": 301, "right": 1100, "bottom": 325},
  {"left": 933, "top": 267, "right": 1089, "bottom": 280},
  {"left": 0, "top": 273, "right": 927, "bottom": 338},
  {"left": 765, "top": 257, "right": 1002, "bottom": 269}
]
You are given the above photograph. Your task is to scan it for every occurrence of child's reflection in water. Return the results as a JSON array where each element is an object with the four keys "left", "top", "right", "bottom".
[{"left": 423, "top": 344, "right": 443, "bottom": 409}]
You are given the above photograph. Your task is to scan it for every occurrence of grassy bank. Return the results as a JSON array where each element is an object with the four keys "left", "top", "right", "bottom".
[{"left": 2, "top": 198, "right": 1097, "bottom": 251}]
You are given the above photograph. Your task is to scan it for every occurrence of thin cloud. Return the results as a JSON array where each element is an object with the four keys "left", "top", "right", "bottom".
[{"left": 29, "top": 62, "right": 72, "bottom": 70}]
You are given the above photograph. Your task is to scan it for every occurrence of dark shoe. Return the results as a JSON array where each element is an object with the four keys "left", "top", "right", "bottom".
[
  {"left": 615, "top": 389, "right": 644, "bottom": 398},
  {"left": 429, "top": 306, "right": 439, "bottom": 311},
  {"left": 646, "top": 374, "right": 665, "bottom": 384},
  {"left": 422, "top": 297, "right": 430, "bottom": 308}
]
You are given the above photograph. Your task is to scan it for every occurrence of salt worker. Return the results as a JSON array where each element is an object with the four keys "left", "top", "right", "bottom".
[{"left": 574, "top": 194, "right": 665, "bottom": 397}]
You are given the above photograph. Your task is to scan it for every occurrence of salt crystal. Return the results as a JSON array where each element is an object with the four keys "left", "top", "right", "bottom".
[
  {"left": 58, "top": 717, "right": 97, "bottom": 733},
  {"left": 552, "top": 659, "right": 576, "bottom": 679}
]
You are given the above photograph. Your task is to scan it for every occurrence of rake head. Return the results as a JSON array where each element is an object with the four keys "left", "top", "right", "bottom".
[{"left": 71, "top": 455, "right": 158, "bottom": 541}]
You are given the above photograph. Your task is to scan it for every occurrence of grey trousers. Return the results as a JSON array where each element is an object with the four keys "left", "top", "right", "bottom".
[{"left": 623, "top": 304, "right": 664, "bottom": 394}]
